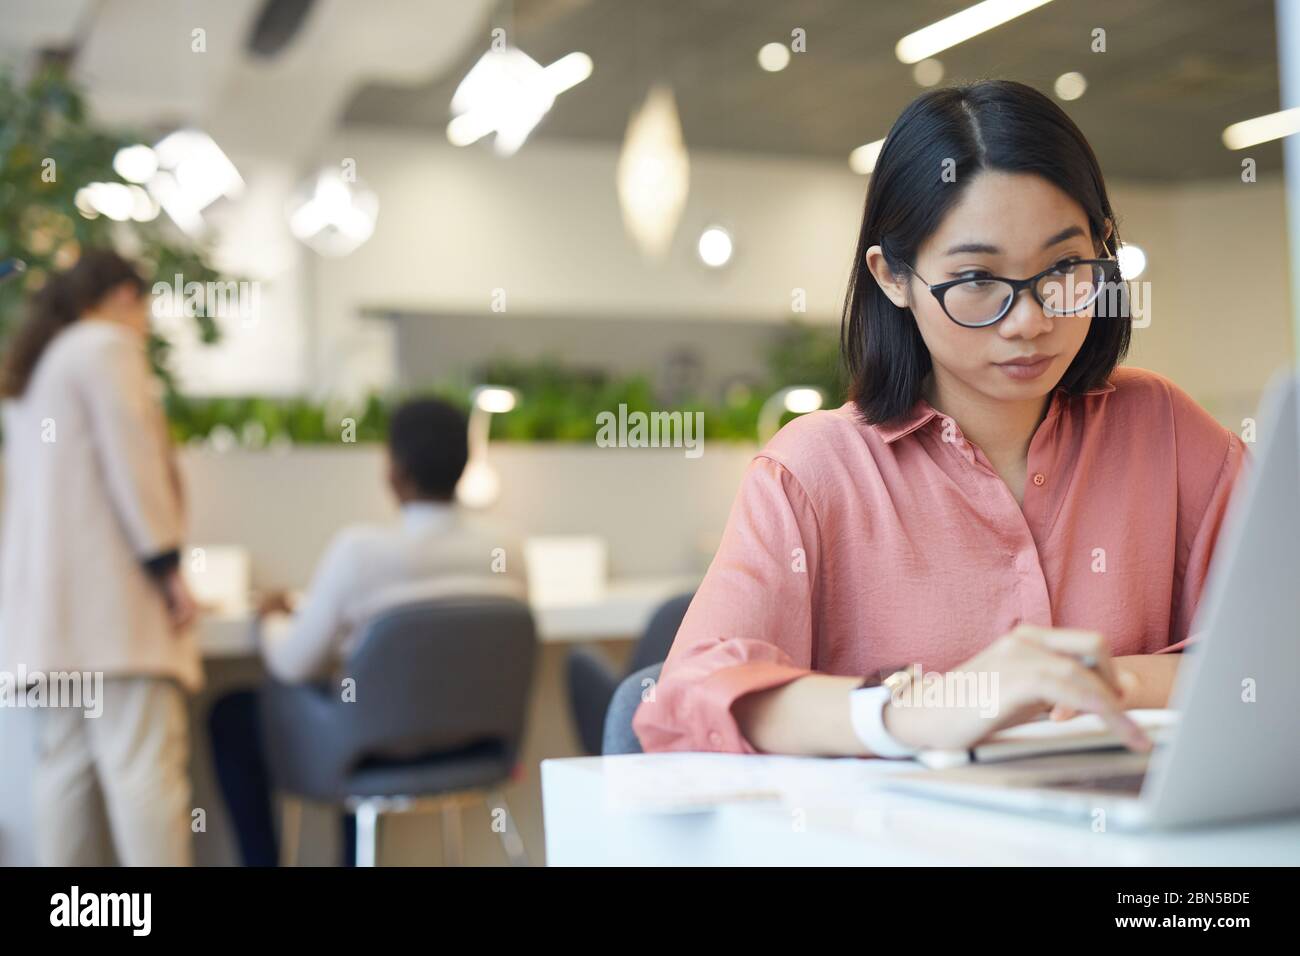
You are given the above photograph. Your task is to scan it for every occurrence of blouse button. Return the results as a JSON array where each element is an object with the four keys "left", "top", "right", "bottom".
[
  {"left": 708, "top": 731, "right": 723, "bottom": 748},
  {"left": 1032, "top": 472, "right": 1046, "bottom": 486}
]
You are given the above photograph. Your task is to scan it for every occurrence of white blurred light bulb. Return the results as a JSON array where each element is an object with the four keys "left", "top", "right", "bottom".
[
  {"left": 128, "top": 185, "right": 160, "bottom": 221},
  {"left": 1054, "top": 71, "right": 1087, "bottom": 101},
  {"left": 697, "top": 226, "right": 734, "bottom": 268},
  {"left": 287, "top": 169, "right": 379, "bottom": 257},
  {"left": 784, "top": 387, "right": 824, "bottom": 414},
  {"left": 1117, "top": 243, "right": 1146, "bottom": 280},
  {"left": 113, "top": 144, "right": 159, "bottom": 183},
  {"left": 474, "top": 386, "right": 519, "bottom": 414},
  {"left": 757, "top": 43, "right": 791, "bottom": 72}
]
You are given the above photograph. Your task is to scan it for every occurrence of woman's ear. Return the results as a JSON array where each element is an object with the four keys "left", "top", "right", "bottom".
[
  {"left": 1100, "top": 218, "right": 1115, "bottom": 255},
  {"left": 864, "top": 244, "right": 910, "bottom": 309}
]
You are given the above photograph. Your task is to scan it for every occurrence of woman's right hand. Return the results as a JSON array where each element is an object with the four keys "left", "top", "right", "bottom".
[{"left": 882, "top": 624, "right": 1151, "bottom": 754}]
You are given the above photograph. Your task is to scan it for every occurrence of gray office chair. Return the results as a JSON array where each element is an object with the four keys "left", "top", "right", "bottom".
[
  {"left": 602, "top": 662, "right": 663, "bottom": 755},
  {"left": 259, "top": 596, "right": 536, "bottom": 867},
  {"left": 566, "top": 592, "right": 692, "bottom": 754}
]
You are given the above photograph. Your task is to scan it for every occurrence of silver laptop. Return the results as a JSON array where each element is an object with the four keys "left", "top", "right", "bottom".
[{"left": 886, "top": 370, "right": 1300, "bottom": 830}]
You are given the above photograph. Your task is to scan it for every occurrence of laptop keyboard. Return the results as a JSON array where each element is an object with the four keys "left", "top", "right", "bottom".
[{"left": 1042, "top": 772, "right": 1147, "bottom": 794}]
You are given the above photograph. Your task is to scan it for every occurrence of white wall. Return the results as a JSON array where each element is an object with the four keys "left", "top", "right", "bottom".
[
  {"left": 171, "top": 128, "right": 1294, "bottom": 425},
  {"left": 154, "top": 157, "right": 312, "bottom": 396},
  {"left": 305, "top": 129, "right": 869, "bottom": 400},
  {"left": 1107, "top": 177, "right": 1295, "bottom": 421},
  {"left": 181, "top": 444, "right": 756, "bottom": 590}
]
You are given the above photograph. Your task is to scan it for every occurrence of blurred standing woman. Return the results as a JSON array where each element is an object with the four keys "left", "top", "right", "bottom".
[{"left": 0, "top": 250, "right": 201, "bottom": 865}]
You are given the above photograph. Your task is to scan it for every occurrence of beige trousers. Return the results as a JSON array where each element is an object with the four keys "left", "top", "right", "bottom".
[{"left": 33, "top": 676, "right": 193, "bottom": 866}]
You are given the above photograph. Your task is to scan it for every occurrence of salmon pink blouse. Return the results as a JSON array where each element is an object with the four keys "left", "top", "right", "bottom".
[{"left": 633, "top": 366, "right": 1250, "bottom": 753}]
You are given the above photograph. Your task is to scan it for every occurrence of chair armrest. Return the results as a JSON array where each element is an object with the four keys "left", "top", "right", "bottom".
[
  {"left": 565, "top": 646, "right": 621, "bottom": 755},
  {"left": 603, "top": 663, "right": 663, "bottom": 755}
]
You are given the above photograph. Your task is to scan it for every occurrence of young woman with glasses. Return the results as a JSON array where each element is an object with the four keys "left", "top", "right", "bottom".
[{"left": 634, "top": 80, "right": 1249, "bottom": 758}]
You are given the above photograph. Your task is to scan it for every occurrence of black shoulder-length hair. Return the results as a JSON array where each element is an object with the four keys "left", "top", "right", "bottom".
[{"left": 840, "top": 79, "right": 1130, "bottom": 425}]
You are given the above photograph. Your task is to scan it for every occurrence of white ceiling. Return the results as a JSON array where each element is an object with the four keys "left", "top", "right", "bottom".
[
  {"left": 346, "top": 0, "right": 1286, "bottom": 182},
  {"left": 3, "top": 0, "right": 1283, "bottom": 181},
  {"left": 0, "top": 0, "right": 95, "bottom": 56},
  {"left": 0, "top": 0, "right": 494, "bottom": 164}
]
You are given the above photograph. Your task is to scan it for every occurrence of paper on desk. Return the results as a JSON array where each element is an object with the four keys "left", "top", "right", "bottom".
[{"left": 602, "top": 752, "right": 916, "bottom": 814}]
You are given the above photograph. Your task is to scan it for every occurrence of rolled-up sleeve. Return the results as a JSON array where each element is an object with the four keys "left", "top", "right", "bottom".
[
  {"left": 633, "top": 455, "right": 821, "bottom": 753},
  {"left": 1161, "top": 429, "right": 1250, "bottom": 654},
  {"left": 261, "top": 530, "right": 359, "bottom": 683}
]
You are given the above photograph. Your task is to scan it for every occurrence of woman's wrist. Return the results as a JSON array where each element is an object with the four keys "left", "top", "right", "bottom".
[
  {"left": 848, "top": 685, "right": 920, "bottom": 757},
  {"left": 881, "top": 682, "right": 998, "bottom": 751},
  {"left": 881, "top": 697, "right": 930, "bottom": 751}
]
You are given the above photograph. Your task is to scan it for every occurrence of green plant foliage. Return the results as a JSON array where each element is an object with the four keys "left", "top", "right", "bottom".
[
  {"left": 766, "top": 320, "right": 845, "bottom": 402},
  {"left": 475, "top": 358, "right": 660, "bottom": 441},
  {"left": 163, "top": 321, "right": 846, "bottom": 447},
  {"left": 0, "top": 63, "right": 225, "bottom": 390}
]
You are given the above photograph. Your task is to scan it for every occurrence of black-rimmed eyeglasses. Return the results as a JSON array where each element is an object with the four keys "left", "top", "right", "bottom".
[{"left": 900, "top": 257, "right": 1121, "bottom": 328}]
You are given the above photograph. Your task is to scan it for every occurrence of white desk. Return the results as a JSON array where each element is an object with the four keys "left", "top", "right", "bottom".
[
  {"left": 199, "top": 575, "right": 698, "bottom": 657},
  {"left": 541, "top": 754, "right": 1300, "bottom": 866}
]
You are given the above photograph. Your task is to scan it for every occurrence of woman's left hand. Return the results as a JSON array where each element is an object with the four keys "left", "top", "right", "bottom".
[
  {"left": 162, "top": 569, "right": 200, "bottom": 633},
  {"left": 1049, "top": 657, "right": 1146, "bottom": 720}
]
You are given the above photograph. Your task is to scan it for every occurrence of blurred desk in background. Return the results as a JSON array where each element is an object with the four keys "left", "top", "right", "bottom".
[
  {"left": 528, "top": 575, "right": 698, "bottom": 643},
  {"left": 199, "top": 575, "right": 700, "bottom": 657}
]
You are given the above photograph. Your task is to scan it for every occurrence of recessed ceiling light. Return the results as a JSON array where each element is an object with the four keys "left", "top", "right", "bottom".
[
  {"left": 757, "top": 42, "right": 791, "bottom": 72},
  {"left": 1054, "top": 71, "right": 1087, "bottom": 101},
  {"left": 698, "top": 226, "right": 734, "bottom": 267},
  {"left": 912, "top": 59, "right": 944, "bottom": 86},
  {"left": 1222, "top": 106, "right": 1300, "bottom": 149},
  {"left": 896, "top": 0, "right": 1056, "bottom": 64}
]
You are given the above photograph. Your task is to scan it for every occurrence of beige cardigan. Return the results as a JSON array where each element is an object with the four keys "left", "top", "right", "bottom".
[{"left": 0, "top": 320, "right": 202, "bottom": 692}]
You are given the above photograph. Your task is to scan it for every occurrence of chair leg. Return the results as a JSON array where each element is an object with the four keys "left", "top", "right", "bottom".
[
  {"left": 440, "top": 802, "right": 464, "bottom": 867},
  {"left": 487, "top": 789, "right": 529, "bottom": 867},
  {"left": 354, "top": 799, "right": 381, "bottom": 867},
  {"left": 279, "top": 797, "right": 302, "bottom": 867}
]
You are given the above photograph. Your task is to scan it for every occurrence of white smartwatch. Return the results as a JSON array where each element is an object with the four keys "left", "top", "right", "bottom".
[{"left": 848, "top": 671, "right": 920, "bottom": 758}]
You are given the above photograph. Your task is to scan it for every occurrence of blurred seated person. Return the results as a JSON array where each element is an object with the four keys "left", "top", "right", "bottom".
[{"left": 208, "top": 397, "right": 525, "bottom": 866}]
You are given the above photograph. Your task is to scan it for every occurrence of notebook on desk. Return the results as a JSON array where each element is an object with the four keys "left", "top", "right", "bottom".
[{"left": 915, "top": 709, "right": 1179, "bottom": 770}]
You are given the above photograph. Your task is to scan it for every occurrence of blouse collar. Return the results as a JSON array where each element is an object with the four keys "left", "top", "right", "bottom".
[{"left": 873, "top": 379, "right": 1117, "bottom": 445}]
